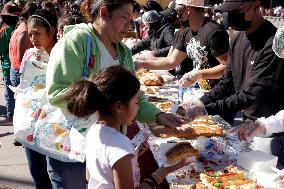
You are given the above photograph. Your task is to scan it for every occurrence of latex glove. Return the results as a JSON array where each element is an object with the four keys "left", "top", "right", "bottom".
[
  {"left": 179, "top": 99, "right": 207, "bottom": 124},
  {"left": 273, "top": 24, "right": 284, "bottom": 58},
  {"left": 179, "top": 69, "right": 202, "bottom": 88},
  {"left": 228, "top": 120, "right": 266, "bottom": 141},
  {"left": 156, "top": 112, "right": 185, "bottom": 129},
  {"left": 275, "top": 169, "right": 284, "bottom": 189}
]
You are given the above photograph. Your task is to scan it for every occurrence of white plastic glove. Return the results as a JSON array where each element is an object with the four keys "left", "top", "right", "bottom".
[
  {"left": 228, "top": 120, "right": 266, "bottom": 141},
  {"left": 179, "top": 99, "right": 207, "bottom": 123},
  {"left": 275, "top": 169, "right": 284, "bottom": 188},
  {"left": 273, "top": 24, "right": 284, "bottom": 58},
  {"left": 179, "top": 69, "right": 202, "bottom": 88}
]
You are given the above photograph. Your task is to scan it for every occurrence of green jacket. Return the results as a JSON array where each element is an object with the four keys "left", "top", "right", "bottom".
[
  {"left": 0, "top": 25, "right": 15, "bottom": 76},
  {"left": 46, "top": 23, "right": 161, "bottom": 124}
]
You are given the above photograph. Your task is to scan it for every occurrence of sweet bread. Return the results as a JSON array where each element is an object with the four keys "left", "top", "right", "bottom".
[
  {"left": 151, "top": 117, "right": 223, "bottom": 138},
  {"left": 140, "top": 74, "right": 164, "bottom": 86},
  {"left": 199, "top": 165, "right": 262, "bottom": 189},
  {"left": 165, "top": 142, "right": 199, "bottom": 165}
]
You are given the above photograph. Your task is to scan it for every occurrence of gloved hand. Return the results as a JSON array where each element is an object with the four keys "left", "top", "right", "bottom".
[
  {"left": 275, "top": 169, "right": 284, "bottom": 189},
  {"left": 179, "top": 69, "right": 202, "bottom": 88},
  {"left": 228, "top": 120, "right": 266, "bottom": 141},
  {"left": 179, "top": 99, "right": 207, "bottom": 123},
  {"left": 273, "top": 24, "right": 284, "bottom": 58},
  {"left": 133, "top": 59, "right": 144, "bottom": 71}
]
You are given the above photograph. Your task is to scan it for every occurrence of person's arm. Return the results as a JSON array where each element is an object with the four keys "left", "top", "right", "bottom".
[
  {"left": 200, "top": 63, "right": 235, "bottom": 105},
  {"left": 258, "top": 110, "right": 284, "bottom": 136},
  {"left": 139, "top": 48, "right": 187, "bottom": 70},
  {"left": 113, "top": 155, "right": 190, "bottom": 189},
  {"left": 131, "top": 37, "right": 151, "bottom": 55},
  {"left": 203, "top": 47, "right": 282, "bottom": 115},
  {"left": 198, "top": 53, "right": 227, "bottom": 79},
  {"left": 17, "top": 32, "right": 32, "bottom": 62}
]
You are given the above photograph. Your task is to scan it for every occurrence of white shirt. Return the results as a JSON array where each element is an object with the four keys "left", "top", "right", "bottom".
[
  {"left": 94, "top": 36, "right": 120, "bottom": 70},
  {"left": 86, "top": 124, "right": 140, "bottom": 189},
  {"left": 258, "top": 110, "right": 284, "bottom": 137}
]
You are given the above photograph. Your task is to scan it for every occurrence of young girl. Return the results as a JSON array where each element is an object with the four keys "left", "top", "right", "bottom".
[
  {"left": 64, "top": 66, "right": 189, "bottom": 189},
  {"left": 20, "top": 8, "right": 57, "bottom": 189},
  {"left": 20, "top": 8, "right": 57, "bottom": 72}
]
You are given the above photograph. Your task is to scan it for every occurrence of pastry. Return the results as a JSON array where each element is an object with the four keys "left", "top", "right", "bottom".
[
  {"left": 151, "top": 117, "right": 223, "bottom": 138},
  {"left": 140, "top": 74, "right": 164, "bottom": 86},
  {"left": 155, "top": 101, "right": 173, "bottom": 112},
  {"left": 199, "top": 165, "right": 263, "bottom": 189},
  {"left": 165, "top": 142, "right": 199, "bottom": 165}
]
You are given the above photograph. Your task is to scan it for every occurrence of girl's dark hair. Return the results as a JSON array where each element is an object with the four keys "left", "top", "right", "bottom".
[
  {"left": 64, "top": 66, "right": 140, "bottom": 118},
  {"left": 20, "top": 2, "right": 40, "bottom": 21},
  {"left": 80, "top": 0, "right": 134, "bottom": 22},
  {"left": 143, "top": 0, "right": 163, "bottom": 12},
  {"left": 28, "top": 9, "right": 58, "bottom": 30},
  {"left": 41, "top": 0, "right": 57, "bottom": 16},
  {"left": 58, "top": 14, "right": 84, "bottom": 31}
]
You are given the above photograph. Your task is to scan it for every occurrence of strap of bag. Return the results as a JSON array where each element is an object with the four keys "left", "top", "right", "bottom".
[{"left": 82, "top": 34, "right": 92, "bottom": 78}]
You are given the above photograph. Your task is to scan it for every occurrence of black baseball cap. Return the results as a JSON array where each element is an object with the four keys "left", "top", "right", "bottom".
[
  {"left": 216, "top": 0, "right": 255, "bottom": 12},
  {"left": 159, "top": 0, "right": 177, "bottom": 17}
]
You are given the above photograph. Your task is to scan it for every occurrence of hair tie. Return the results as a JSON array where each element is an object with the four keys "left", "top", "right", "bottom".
[{"left": 29, "top": 15, "right": 51, "bottom": 28}]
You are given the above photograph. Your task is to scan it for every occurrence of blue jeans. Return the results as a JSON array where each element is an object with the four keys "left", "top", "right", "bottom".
[
  {"left": 24, "top": 148, "right": 52, "bottom": 189},
  {"left": 2, "top": 73, "right": 15, "bottom": 117},
  {"left": 10, "top": 68, "right": 20, "bottom": 87},
  {"left": 46, "top": 157, "right": 86, "bottom": 189}
]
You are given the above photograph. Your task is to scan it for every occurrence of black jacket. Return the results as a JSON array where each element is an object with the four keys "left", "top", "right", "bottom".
[{"left": 131, "top": 20, "right": 175, "bottom": 57}]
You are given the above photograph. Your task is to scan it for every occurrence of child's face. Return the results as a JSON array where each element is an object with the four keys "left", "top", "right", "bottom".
[
  {"left": 119, "top": 90, "right": 140, "bottom": 125},
  {"left": 28, "top": 22, "right": 54, "bottom": 50}
]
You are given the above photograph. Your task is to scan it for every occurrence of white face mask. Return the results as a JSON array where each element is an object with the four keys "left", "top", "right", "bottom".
[{"left": 273, "top": 24, "right": 284, "bottom": 58}]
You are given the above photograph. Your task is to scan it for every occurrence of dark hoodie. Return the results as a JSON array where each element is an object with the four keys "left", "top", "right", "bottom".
[{"left": 131, "top": 17, "right": 175, "bottom": 57}]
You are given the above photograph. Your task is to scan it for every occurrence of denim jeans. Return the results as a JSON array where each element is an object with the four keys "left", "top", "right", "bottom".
[
  {"left": 2, "top": 73, "right": 15, "bottom": 117},
  {"left": 46, "top": 157, "right": 86, "bottom": 189},
  {"left": 24, "top": 148, "right": 52, "bottom": 189},
  {"left": 10, "top": 68, "right": 21, "bottom": 87}
]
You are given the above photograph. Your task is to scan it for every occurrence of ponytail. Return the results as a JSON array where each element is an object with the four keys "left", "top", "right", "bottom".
[{"left": 64, "top": 80, "right": 104, "bottom": 117}]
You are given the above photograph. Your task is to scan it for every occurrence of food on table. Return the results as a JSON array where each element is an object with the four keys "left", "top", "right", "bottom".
[
  {"left": 140, "top": 73, "right": 164, "bottom": 86},
  {"left": 154, "top": 101, "right": 173, "bottom": 112},
  {"left": 199, "top": 165, "right": 262, "bottom": 189},
  {"left": 144, "top": 86, "right": 160, "bottom": 94},
  {"left": 151, "top": 116, "right": 223, "bottom": 138},
  {"left": 165, "top": 142, "right": 199, "bottom": 165}
]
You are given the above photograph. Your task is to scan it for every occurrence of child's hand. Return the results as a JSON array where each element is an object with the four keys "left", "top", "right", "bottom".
[{"left": 137, "top": 141, "right": 150, "bottom": 157}]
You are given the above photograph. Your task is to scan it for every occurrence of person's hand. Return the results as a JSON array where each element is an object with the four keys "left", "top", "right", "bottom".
[
  {"left": 154, "top": 159, "right": 192, "bottom": 181},
  {"left": 179, "top": 70, "right": 202, "bottom": 88},
  {"left": 228, "top": 121, "right": 266, "bottom": 141},
  {"left": 275, "top": 169, "right": 284, "bottom": 188},
  {"left": 137, "top": 140, "right": 150, "bottom": 157},
  {"left": 133, "top": 59, "right": 144, "bottom": 71},
  {"left": 156, "top": 112, "right": 185, "bottom": 129},
  {"left": 179, "top": 99, "right": 207, "bottom": 123}
]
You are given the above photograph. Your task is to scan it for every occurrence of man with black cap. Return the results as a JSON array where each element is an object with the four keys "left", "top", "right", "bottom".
[
  {"left": 0, "top": 2, "right": 19, "bottom": 126},
  {"left": 186, "top": 0, "right": 284, "bottom": 166},
  {"left": 135, "top": 0, "right": 229, "bottom": 92}
]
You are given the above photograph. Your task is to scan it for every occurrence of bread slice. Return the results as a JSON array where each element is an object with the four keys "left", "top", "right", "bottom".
[{"left": 165, "top": 142, "right": 199, "bottom": 165}]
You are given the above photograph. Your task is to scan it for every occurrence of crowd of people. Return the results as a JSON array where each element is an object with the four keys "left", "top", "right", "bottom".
[{"left": 0, "top": 0, "right": 284, "bottom": 188}]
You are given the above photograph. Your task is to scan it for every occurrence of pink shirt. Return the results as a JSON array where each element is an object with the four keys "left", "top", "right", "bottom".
[{"left": 9, "top": 22, "right": 33, "bottom": 71}]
